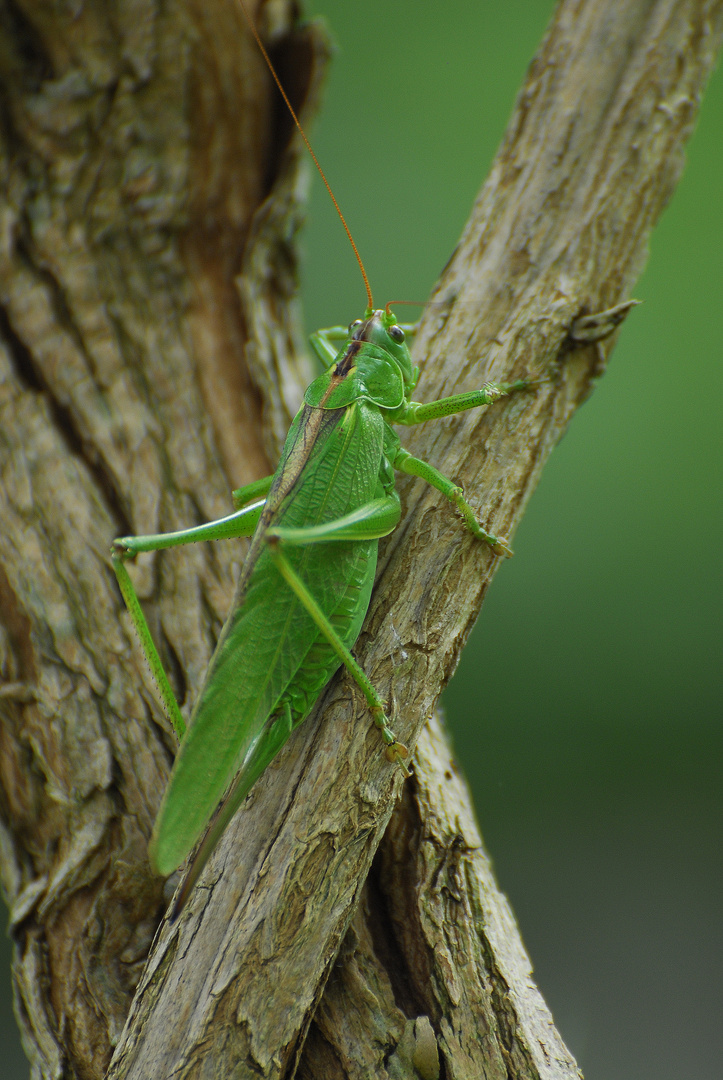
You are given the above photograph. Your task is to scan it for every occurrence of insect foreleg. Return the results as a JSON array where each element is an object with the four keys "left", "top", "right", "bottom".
[
  {"left": 308, "top": 326, "right": 353, "bottom": 368},
  {"left": 393, "top": 447, "right": 514, "bottom": 557},
  {"left": 399, "top": 378, "right": 529, "bottom": 425}
]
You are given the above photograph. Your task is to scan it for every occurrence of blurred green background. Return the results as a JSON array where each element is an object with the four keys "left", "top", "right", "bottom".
[
  {"left": 2, "top": 2, "right": 720, "bottom": 1077},
  {"left": 303, "top": 1, "right": 722, "bottom": 1077}
]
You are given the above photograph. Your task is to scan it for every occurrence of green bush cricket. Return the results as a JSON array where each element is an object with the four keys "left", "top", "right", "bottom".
[{"left": 111, "top": 0, "right": 530, "bottom": 912}]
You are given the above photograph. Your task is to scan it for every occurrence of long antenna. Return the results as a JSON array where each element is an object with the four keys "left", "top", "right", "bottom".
[{"left": 237, "top": 0, "right": 374, "bottom": 312}]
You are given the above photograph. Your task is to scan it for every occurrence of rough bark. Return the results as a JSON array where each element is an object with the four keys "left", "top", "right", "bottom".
[
  {"left": 0, "top": 0, "right": 317, "bottom": 1075},
  {"left": 0, "top": 1, "right": 720, "bottom": 1079}
]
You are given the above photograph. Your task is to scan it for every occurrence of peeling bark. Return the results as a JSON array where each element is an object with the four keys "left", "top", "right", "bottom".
[{"left": 0, "top": 1, "right": 720, "bottom": 1078}]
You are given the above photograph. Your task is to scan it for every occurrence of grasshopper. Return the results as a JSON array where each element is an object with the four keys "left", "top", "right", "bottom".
[{"left": 111, "top": 1, "right": 530, "bottom": 910}]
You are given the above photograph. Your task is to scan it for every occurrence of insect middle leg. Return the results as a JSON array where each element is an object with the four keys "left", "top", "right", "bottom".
[{"left": 394, "top": 447, "right": 513, "bottom": 556}]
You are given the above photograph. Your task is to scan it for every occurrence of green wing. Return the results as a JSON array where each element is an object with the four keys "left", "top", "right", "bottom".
[{"left": 150, "top": 400, "right": 389, "bottom": 875}]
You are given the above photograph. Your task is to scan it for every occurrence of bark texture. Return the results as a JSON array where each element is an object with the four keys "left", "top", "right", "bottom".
[{"left": 0, "top": 1, "right": 720, "bottom": 1079}]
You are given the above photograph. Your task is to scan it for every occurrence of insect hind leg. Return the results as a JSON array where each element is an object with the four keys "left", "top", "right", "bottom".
[
  {"left": 267, "top": 542, "right": 409, "bottom": 772},
  {"left": 111, "top": 492, "right": 270, "bottom": 741}
]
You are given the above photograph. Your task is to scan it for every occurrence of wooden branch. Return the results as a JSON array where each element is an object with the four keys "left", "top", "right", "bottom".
[
  {"left": 0, "top": 0, "right": 720, "bottom": 1078},
  {"left": 105, "top": 2, "right": 723, "bottom": 1079}
]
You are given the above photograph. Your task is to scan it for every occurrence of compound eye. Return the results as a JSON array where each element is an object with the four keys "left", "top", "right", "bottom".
[
  {"left": 348, "top": 319, "right": 363, "bottom": 336},
  {"left": 388, "top": 324, "right": 405, "bottom": 343}
]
